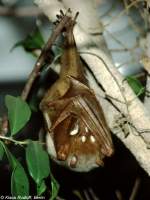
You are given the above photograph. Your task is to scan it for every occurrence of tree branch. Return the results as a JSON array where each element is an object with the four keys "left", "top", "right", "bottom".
[
  {"left": 0, "top": 10, "right": 71, "bottom": 136},
  {"left": 21, "top": 11, "right": 71, "bottom": 100},
  {"left": 0, "top": 6, "right": 42, "bottom": 17}
]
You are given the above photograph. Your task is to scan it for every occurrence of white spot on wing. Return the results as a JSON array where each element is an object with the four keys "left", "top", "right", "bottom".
[
  {"left": 81, "top": 135, "right": 86, "bottom": 143},
  {"left": 90, "top": 135, "right": 96, "bottom": 143}
]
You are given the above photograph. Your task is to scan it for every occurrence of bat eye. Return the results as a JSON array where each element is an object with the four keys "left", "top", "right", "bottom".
[{"left": 69, "top": 122, "right": 79, "bottom": 136}]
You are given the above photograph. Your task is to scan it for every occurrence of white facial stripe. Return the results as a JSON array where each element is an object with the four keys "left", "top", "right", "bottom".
[
  {"left": 90, "top": 135, "right": 96, "bottom": 143},
  {"left": 70, "top": 123, "right": 79, "bottom": 136}
]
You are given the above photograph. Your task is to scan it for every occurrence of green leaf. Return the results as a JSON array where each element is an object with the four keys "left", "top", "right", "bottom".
[
  {"left": 26, "top": 141, "right": 50, "bottom": 184},
  {"left": 50, "top": 173, "right": 60, "bottom": 200},
  {"left": 0, "top": 140, "right": 17, "bottom": 168},
  {"left": 125, "top": 76, "right": 145, "bottom": 96},
  {"left": 5, "top": 95, "right": 31, "bottom": 136},
  {"left": 37, "top": 180, "right": 46, "bottom": 196},
  {"left": 11, "top": 164, "right": 29, "bottom": 196},
  {"left": 0, "top": 142, "right": 4, "bottom": 160},
  {"left": 26, "top": 141, "right": 60, "bottom": 198},
  {"left": 0, "top": 141, "right": 29, "bottom": 196},
  {"left": 12, "top": 28, "right": 44, "bottom": 53}
]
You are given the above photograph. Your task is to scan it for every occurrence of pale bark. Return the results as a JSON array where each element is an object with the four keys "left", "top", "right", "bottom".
[
  {"left": 142, "top": 67, "right": 150, "bottom": 111},
  {"left": 142, "top": 34, "right": 150, "bottom": 113}
]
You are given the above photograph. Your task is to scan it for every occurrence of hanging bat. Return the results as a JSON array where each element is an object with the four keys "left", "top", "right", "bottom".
[{"left": 40, "top": 11, "right": 114, "bottom": 172}]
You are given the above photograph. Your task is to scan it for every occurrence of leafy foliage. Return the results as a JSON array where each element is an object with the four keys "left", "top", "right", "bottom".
[
  {"left": 11, "top": 164, "right": 29, "bottom": 197},
  {"left": 50, "top": 172, "right": 60, "bottom": 200},
  {"left": 26, "top": 141, "right": 59, "bottom": 197},
  {"left": 2, "top": 93, "right": 60, "bottom": 198},
  {"left": 12, "top": 27, "right": 44, "bottom": 53},
  {"left": 26, "top": 141, "right": 50, "bottom": 185},
  {"left": 5, "top": 95, "right": 31, "bottom": 136},
  {"left": 37, "top": 180, "right": 47, "bottom": 196},
  {"left": 1, "top": 22, "right": 60, "bottom": 199},
  {"left": 125, "top": 76, "right": 145, "bottom": 96},
  {"left": 0, "top": 141, "right": 29, "bottom": 196},
  {"left": 0, "top": 142, "right": 4, "bottom": 160}
]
